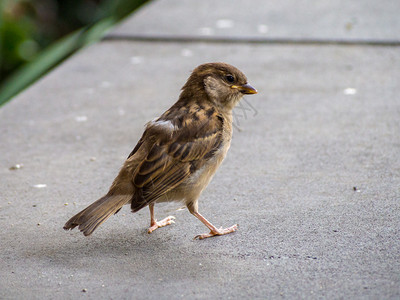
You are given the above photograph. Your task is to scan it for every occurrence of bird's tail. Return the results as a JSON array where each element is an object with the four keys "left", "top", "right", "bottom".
[{"left": 63, "top": 194, "right": 131, "bottom": 236}]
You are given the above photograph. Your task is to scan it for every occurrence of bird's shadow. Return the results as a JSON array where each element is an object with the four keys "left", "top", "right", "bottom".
[
  {"left": 28, "top": 226, "right": 194, "bottom": 268},
  {"left": 25, "top": 208, "right": 241, "bottom": 276}
]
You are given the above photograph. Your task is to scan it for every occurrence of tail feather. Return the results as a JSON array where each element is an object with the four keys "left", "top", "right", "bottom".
[{"left": 63, "top": 194, "right": 130, "bottom": 236}]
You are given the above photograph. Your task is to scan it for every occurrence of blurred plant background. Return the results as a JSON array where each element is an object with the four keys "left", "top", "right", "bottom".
[{"left": 0, "top": 0, "right": 148, "bottom": 106}]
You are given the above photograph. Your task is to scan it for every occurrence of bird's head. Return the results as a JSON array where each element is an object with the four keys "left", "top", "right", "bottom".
[{"left": 180, "top": 62, "right": 257, "bottom": 111}]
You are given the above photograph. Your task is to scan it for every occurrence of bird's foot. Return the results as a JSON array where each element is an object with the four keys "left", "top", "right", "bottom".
[
  {"left": 194, "top": 224, "right": 238, "bottom": 240},
  {"left": 147, "top": 216, "right": 176, "bottom": 234}
]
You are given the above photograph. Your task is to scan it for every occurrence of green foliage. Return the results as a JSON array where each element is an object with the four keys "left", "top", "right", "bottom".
[
  {"left": 0, "top": 0, "right": 149, "bottom": 107},
  {"left": 0, "top": 4, "right": 38, "bottom": 78}
]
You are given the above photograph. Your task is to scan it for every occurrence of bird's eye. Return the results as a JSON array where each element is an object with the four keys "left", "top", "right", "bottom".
[{"left": 225, "top": 75, "right": 235, "bottom": 83}]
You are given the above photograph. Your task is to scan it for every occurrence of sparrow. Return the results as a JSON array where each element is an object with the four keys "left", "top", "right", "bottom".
[{"left": 64, "top": 62, "right": 257, "bottom": 239}]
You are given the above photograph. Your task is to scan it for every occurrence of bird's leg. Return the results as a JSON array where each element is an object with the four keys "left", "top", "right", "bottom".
[
  {"left": 187, "top": 202, "right": 238, "bottom": 239},
  {"left": 147, "top": 203, "right": 175, "bottom": 234}
]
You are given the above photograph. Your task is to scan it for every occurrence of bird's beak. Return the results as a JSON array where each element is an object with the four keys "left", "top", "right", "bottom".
[{"left": 232, "top": 83, "right": 258, "bottom": 94}]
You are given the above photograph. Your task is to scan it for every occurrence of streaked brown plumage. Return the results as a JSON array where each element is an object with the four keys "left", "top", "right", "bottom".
[{"left": 64, "top": 62, "right": 257, "bottom": 239}]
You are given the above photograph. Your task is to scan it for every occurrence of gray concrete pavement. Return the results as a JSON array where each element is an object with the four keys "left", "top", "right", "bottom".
[
  {"left": 112, "top": 0, "right": 400, "bottom": 42},
  {"left": 1, "top": 0, "right": 399, "bottom": 299}
]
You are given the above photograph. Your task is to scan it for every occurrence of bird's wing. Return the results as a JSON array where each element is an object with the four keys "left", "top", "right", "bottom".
[{"left": 130, "top": 104, "right": 224, "bottom": 212}]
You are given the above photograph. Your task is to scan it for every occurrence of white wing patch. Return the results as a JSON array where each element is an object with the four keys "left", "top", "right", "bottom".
[{"left": 149, "top": 118, "right": 176, "bottom": 134}]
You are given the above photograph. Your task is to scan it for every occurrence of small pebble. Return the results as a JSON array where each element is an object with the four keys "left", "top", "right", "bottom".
[
  {"left": 33, "top": 184, "right": 47, "bottom": 188},
  {"left": 9, "top": 164, "right": 23, "bottom": 170},
  {"left": 118, "top": 108, "right": 125, "bottom": 116},
  {"left": 345, "top": 22, "right": 353, "bottom": 31},
  {"left": 343, "top": 88, "right": 357, "bottom": 95},
  {"left": 82, "top": 288, "right": 87, "bottom": 293},
  {"left": 75, "top": 116, "right": 88, "bottom": 122},
  {"left": 198, "top": 27, "right": 214, "bottom": 35},
  {"left": 181, "top": 49, "right": 193, "bottom": 57},
  {"left": 216, "top": 19, "right": 234, "bottom": 29},
  {"left": 257, "top": 24, "right": 269, "bottom": 34},
  {"left": 130, "top": 56, "right": 143, "bottom": 64}
]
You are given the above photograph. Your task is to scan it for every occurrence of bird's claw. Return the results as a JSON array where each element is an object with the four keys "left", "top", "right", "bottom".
[
  {"left": 194, "top": 224, "right": 238, "bottom": 240},
  {"left": 148, "top": 216, "right": 176, "bottom": 234}
]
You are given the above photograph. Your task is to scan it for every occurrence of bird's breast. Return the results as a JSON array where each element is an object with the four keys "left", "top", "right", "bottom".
[{"left": 185, "top": 135, "right": 231, "bottom": 192}]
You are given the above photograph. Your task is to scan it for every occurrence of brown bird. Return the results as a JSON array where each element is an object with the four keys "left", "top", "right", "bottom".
[{"left": 63, "top": 62, "right": 257, "bottom": 239}]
